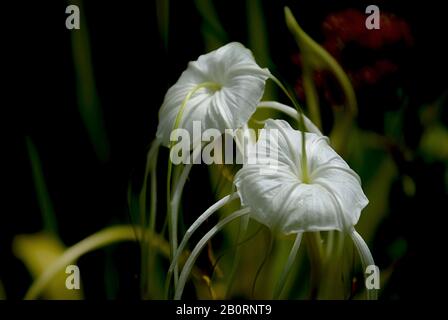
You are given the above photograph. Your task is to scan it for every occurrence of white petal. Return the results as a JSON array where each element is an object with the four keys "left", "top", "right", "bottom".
[
  {"left": 235, "top": 166, "right": 343, "bottom": 234},
  {"left": 312, "top": 166, "right": 368, "bottom": 228},
  {"left": 247, "top": 119, "right": 328, "bottom": 179}
]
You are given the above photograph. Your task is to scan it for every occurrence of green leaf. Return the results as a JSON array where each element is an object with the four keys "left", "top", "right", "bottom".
[
  {"left": 420, "top": 124, "right": 448, "bottom": 161},
  {"left": 71, "top": 0, "right": 110, "bottom": 162},
  {"left": 156, "top": 0, "right": 170, "bottom": 49},
  {"left": 13, "top": 232, "right": 83, "bottom": 300},
  {"left": 195, "top": 0, "right": 228, "bottom": 51},
  {"left": 284, "top": 7, "right": 357, "bottom": 153},
  {"left": 26, "top": 137, "right": 58, "bottom": 235}
]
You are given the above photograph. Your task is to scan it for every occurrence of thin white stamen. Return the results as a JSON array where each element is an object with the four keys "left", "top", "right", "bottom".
[
  {"left": 174, "top": 207, "right": 251, "bottom": 300},
  {"left": 350, "top": 229, "right": 378, "bottom": 300},
  {"left": 257, "top": 101, "right": 323, "bottom": 136},
  {"left": 170, "top": 140, "right": 222, "bottom": 286},
  {"left": 167, "top": 193, "right": 239, "bottom": 291}
]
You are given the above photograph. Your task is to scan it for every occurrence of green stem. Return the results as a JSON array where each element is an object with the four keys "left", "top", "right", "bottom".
[
  {"left": 269, "top": 75, "right": 310, "bottom": 182},
  {"left": 269, "top": 74, "right": 303, "bottom": 116},
  {"left": 146, "top": 144, "right": 160, "bottom": 297},
  {"left": 284, "top": 6, "right": 358, "bottom": 154},
  {"left": 139, "top": 140, "right": 159, "bottom": 297},
  {"left": 252, "top": 231, "right": 274, "bottom": 298},
  {"left": 225, "top": 214, "right": 250, "bottom": 298},
  {"left": 305, "top": 232, "right": 324, "bottom": 299},
  {"left": 274, "top": 232, "right": 303, "bottom": 299},
  {"left": 284, "top": 6, "right": 357, "bottom": 117},
  {"left": 319, "top": 231, "right": 344, "bottom": 299}
]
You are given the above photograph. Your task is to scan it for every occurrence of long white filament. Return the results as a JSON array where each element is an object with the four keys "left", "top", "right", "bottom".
[
  {"left": 170, "top": 162, "right": 192, "bottom": 287},
  {"left": 274, "top": 232, "right": 303, "bottom": 299},
  {"left": 167, "top": 82, "right": 220, "bottom": 288},
  {"left": 170, "top": 145, "right": 201, "bottom": 286},
  {"left": 167, "top": 193, "right": 239, "bottom": 291},
  {"left": 174, "top": 207, "right": 251, "bottom": 300},
  {"left": 350, "top": 229, "right": 378, "bottom": 300},
  {"left": 257, "top": 101, "right": 323, "bottom": 136}
]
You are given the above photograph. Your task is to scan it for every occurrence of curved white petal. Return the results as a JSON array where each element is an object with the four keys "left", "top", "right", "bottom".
[
  {"left": 312, "top": 166, "right": 368, "bottom": 229},
  {"left": 234, "top": 119, "right": 368, "bottom": 234},
  {"left": 156, "top": 42, "right": 270, "bottom": 147}
]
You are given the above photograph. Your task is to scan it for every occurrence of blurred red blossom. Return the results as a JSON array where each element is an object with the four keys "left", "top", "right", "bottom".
[{"left": 293, "top": 8, "right": 413, "bottom": 105}]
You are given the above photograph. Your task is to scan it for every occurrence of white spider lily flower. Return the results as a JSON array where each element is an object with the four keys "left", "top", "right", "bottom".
[
  {"left": 171, "top": 119, "right": 378, "bottom": 299},
  {"left": 234, "top": 119, "right": 368, "bottom": 234},
  {"left": 156, "top": 42, "right": 270, "bottom": 148},
  {"left": 233, "top": 119, "right": 377, "bottom": 299}
]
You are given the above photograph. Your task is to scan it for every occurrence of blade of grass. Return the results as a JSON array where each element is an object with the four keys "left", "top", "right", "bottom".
[
  {"left": 195, "top": 0, "right": 228, "bottom": 50},
  {"left": 26, "top": 137, "right": 58, "bottom": 235},
  {"left": 70, "top": 0, "right": 110, "bottom": 162},
  {"left": 246, "top": 0, "right": 277, "bottom": 120},
  {"left": 0, "top": 279, "right": 5, "bottom": 299},
  {"left": 284, "top": 7, "right": 357, "bottom": 152},
  {"left": 156, "top": 0, "right": 170, "bottom": 49}
]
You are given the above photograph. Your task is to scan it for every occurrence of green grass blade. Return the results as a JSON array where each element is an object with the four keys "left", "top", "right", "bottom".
[{"left": 26, "top": 137, "right": 58, "bottom": 235}]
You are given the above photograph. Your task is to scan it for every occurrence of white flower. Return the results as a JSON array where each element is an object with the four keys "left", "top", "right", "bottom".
[
  {"left": 172, "top": 119, "right": 377, "bottom": 300},
  {"left": 234, "top": 119, "right": 368, "bottom": 234},
  {"left": 156, "top": 42, "right": 270, "bottom": 148}
]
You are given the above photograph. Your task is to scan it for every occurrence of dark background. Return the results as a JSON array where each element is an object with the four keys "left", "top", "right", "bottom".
[{"left": 3, "top": 0, "right": 447, "bottom": 299}]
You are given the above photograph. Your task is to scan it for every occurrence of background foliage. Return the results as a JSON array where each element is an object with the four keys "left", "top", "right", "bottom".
[{"left": 2, "top": 0, "right": 447, "bottom": 299}]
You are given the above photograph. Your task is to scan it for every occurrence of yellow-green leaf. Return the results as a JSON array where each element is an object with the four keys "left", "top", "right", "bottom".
[{"left": 13, "top": 232, "right": 83, "bottom": 300}]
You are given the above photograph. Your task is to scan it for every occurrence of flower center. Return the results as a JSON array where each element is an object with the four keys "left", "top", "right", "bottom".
[{"left": 204, "top": 82, "right": 222, "bottom": 94}]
